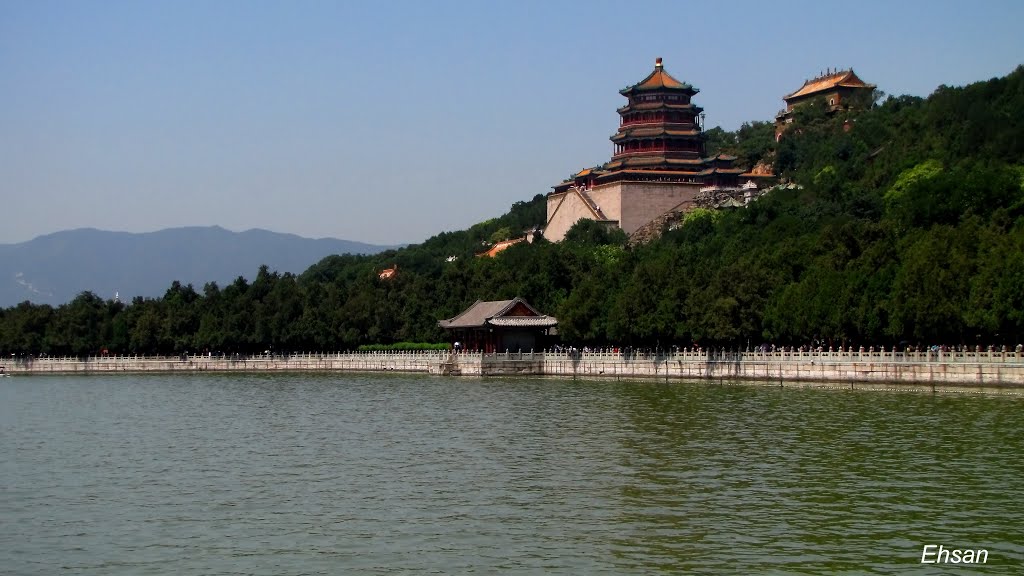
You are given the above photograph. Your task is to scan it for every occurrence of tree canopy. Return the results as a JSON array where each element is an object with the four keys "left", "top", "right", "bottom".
[{"left": 3, "top": 67, "right": 1024, "bottom": 356}]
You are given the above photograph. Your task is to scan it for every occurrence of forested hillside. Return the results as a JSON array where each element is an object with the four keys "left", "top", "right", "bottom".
[{"left": 2, "top": 67, "right": 1023, "bottom": 355}]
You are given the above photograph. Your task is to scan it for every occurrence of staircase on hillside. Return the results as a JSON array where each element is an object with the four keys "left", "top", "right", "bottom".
[{"left": 576, "top": 187, "right": 609, "bottom": 220}]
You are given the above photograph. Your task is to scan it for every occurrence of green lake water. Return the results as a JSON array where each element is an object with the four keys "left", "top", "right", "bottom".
[{"left": 1, "top": 374, "right": 1022, "bottom": 574}]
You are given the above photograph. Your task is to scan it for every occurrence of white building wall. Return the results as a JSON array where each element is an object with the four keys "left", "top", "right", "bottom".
[{"left": 544, "top": 191, "right": 604, "bottom": 242}]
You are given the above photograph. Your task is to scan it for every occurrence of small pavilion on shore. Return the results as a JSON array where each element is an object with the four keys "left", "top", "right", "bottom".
[{"left": 439, "top": 298, "right": 558, "bottom": 353}]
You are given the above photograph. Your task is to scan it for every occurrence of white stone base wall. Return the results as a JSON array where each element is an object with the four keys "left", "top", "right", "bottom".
[
  {"left": 618, "top": 181, "right": 701, "bottom": 235},
  {"left": 6, "top": 350, "right": 1024, "bottom": 390},
  {"left": 543, "top": 180, "right": 702, "bottom": 242}
]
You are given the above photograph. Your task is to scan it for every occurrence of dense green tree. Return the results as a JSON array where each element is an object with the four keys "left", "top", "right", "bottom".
[
  {"left": 563, "top": 219, "right": 628, "bottom": 246},
  {"left": 3, "top": 68, "right": 1024, "bottom": 354}
]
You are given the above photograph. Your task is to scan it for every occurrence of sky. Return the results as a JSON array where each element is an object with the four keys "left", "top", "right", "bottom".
[{"left": 2, "top": 0, "right": 1023, "bottom": 246}]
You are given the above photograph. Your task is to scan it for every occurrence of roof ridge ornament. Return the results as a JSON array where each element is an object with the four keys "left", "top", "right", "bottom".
[{"left": 655, "top": 57, "right": 663, "bottom": 69}]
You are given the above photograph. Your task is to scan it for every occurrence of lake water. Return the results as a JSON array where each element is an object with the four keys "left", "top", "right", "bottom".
[{"left": 1, "top": 374, "right": 1022, "bottom": 574}]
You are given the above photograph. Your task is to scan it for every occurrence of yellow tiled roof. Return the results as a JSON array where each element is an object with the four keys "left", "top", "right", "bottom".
[
  {"left": 621, "top": 58, "right": 695, "bottom": 94},
  {"left": 784, "top": 69, "right": 874, "bottom": 101},
  {"left": 476, "top": 237, "right": 525, "bottom": 258},
  {"left": 636, "top": 68, "right": 687, "bottom": 90},
  {"left": 612, "top": 127, "right": 701, "bottom": 140},
  {"left": 605, "top": 155, "right": 705, "bottom": 169},
  {"left": 619, "top": 102, "right": 697, "bottom": 112}
]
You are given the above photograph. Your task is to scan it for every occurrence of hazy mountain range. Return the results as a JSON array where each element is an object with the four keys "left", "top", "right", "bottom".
[{"left": 0, "top": 227, "right": 397, "bottom": 307}]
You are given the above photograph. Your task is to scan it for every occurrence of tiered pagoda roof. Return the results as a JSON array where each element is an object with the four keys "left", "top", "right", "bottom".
[
  {"left": 620, "top": 58, "right": 698, "bottom": 95},
  {"left": 606, "top": 59, "right": 706, "bottom": 170},
  {"left": 610, "top": 127, "right": 701, "bottom": 141},
  {"left": 551, "top": 58, "right": 756, "bottom": 194},
  {"left": 603, "top": 156, "right": 705, "bottom": 170}
]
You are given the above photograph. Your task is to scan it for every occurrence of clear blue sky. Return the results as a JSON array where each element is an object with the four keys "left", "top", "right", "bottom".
[{"left": 2, "top": 0, "right": 1022, "bottom": 245}]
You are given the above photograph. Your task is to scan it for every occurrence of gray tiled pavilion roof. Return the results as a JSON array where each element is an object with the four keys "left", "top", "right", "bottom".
[
  {"left": 488, "top": 316, "right": 558, "bottom": 328},
  {"left": 438, "top": 297, "right": 558, "bottom": 329}
]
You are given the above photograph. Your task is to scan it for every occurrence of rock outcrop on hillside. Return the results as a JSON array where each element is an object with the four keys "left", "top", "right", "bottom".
[{"left": 628, "top": 186, "right": 766, "bottom": 245}]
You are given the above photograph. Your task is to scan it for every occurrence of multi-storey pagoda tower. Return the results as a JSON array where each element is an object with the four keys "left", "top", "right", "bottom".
[
  {"left": 544, "top": 58, "right": 749, "bottom": 242},
  {"left": 607, "top": 57, "right": 706, "bottom": 174}
]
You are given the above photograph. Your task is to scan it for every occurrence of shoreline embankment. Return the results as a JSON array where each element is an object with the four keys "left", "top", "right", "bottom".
[{"left": 4, "top": 349, "right": 1024, "bottom": 392}]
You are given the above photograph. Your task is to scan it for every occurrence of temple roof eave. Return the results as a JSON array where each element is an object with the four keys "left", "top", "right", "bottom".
[
  {"left": 591, "top": 169, "right": 708, "bottom": 184},
  {"left": 783, "top": 69, "right": 876, "bottom": 102},
  {"left": 606, "top": 155, "right": 706, "bottom": 166},
  {"left": 703, "top": 153, "right": 738, "bottom": 162},
  {"left": 610, "top": 127, "right": 702, "bottom": 141},
  {"left": 619, "top": 58, "right": 699, "bottom": 95},
  {"left": 553, "top": 163, "right": 718, "bottom": 190},
  {"left": 439, "top": 297, "right": 556, "bottom": 330},
  {"left": 617, "top": 102, "right": 703, "bottom": 114},
  {"left": 620, "top": 82, "right": 698, "bottom": 96},
  {"left": 697, "top": 167, "right": 746, "bottom": 176},
  {"left": 602, "top": 168, "right": 706, "bottom": 176},
  {"left": 487, "top": 316, "right": 559, "bottom": 328}
]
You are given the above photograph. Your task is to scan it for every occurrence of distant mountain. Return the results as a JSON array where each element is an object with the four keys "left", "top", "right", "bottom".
[{"left": 0, "top": 226, "right": 398, "bottom": 307}]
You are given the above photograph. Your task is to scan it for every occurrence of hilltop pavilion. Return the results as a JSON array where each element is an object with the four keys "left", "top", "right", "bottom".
[{"left": 774, "top": 68, "right": 876, "bottom": 140}]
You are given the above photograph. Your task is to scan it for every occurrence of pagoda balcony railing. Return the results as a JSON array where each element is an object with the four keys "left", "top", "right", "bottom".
[
  {"left": 619, "top": 119, "right": 697, "bottom": 128},
  {"left": 617, "top": 104, "right": 698, "bottom": 114},
  {"left": 614, "top": 147, "right": 700, "bottom": 156},
  {"left": 614, "top": 116, "right": 696, "bottom": 125}
]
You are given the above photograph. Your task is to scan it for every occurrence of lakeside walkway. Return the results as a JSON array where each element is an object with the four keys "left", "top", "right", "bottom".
[{"left": 4, "top": 349, "right": 1023, "bottom": 390}]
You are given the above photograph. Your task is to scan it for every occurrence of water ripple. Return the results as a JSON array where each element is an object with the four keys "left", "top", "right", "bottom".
[{"left": 1, "top": 374, "right": 1022, "bottom": 574}]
